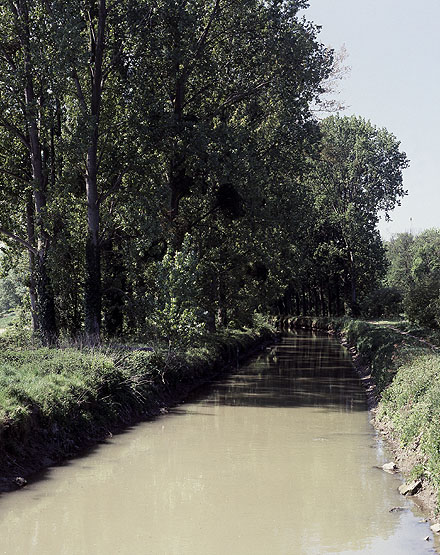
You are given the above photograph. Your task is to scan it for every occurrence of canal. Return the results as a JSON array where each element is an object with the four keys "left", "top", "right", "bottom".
[{"left": 0, "top": 331, "right": 437, "bottom": 554}]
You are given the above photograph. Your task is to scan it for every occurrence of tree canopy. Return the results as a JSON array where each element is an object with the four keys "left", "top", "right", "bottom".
[{"left": 0, "top": 1, "right": 410, "bottom": 344}]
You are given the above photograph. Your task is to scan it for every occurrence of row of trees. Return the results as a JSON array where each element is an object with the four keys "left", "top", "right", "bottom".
[
  {"left": 384, "top": 230, "right": 440, "bottom": 328},
  {"left": 0, "top": 0, "right": 409, "bottom": 344},
  {"left": 278, "top": 115, "right": 408, "bottom": 317}
]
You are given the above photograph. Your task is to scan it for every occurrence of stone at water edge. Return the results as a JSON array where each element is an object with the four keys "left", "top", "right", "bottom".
[
  {"left": 398, "top": 479, "right": 422, "bottom": 496},
  {"left": 382, "top": 462, "right": 398, "bottom": 472},
  {"left": 430, "top": 523, "right": 440, "bottom": 534}
]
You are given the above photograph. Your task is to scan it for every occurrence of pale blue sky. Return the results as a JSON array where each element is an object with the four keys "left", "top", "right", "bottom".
[{"left": 301, "top": 0, "right": 440, "bottom": 239}]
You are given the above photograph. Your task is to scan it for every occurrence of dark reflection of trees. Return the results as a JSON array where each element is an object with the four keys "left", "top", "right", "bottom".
[{"left": 187, "top": 332, "right": 367, "bottom": 411}]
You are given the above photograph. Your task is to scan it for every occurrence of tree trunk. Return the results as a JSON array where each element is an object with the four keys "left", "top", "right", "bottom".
[
  {"left": 26, "top": 198, "right": 38, "bottom": 332},
  {"left": 217, "top": 276, "right": 227, "bottom": 328},
  {"left": 348, "top": 249, "right": 360, "bottom": 315},
  {"left": 102, "top": 241, "right": 125, "bottom": 337},
  {"left": 327, "top": 281, "right": 332, "bottom": 316},
  {"left": 21, "top": 1, "right": 57, "bottom": 343},
  {"left": 35, "top": 252, "right": 57, "bottom": 344},
  {"left": 335, "top": 276, "right": 342, "bottom": 316},
  {"left": 84, "top": 0, "right": 107, "bottom": 342}
]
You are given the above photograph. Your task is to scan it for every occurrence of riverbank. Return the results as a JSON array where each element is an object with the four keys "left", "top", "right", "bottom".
[
  {"left": 0, "top": 323, "right": 276, "bottom": 492},
  {"left": 278, "top": 315, "right": 440, "bottom": 519}
]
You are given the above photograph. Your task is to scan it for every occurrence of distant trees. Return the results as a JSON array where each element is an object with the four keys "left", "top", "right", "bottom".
[
  {"left": 280, "top": 115, "right": 409, "bottom": 316},
  {"left": 386, "top": 229, "right": 440, "bottom": 328}
]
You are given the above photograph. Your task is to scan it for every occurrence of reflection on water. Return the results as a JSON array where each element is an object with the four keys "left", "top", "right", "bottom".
[
  {"left": 188, "top": 333, "right": 367, "bottom": 410},
  {"left": 0, "top": 331, "right": 437, "bottom": 554}
]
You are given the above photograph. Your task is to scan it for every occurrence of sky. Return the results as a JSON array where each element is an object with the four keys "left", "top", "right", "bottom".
[{"left": 300, "top": 0, "right": 440, "bottom": 239}]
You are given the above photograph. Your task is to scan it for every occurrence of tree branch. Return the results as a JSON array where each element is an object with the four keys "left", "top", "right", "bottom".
[
  {"left": 98, "top": 170, "right": 125, "bottom": 205},
  {"left": 0, "top": 166, "right": 31, "bottom": 183},
  {"left": 72, "top": 70, "right": 88, "bottom": 115},
  {"left": 0, "top": 45, "right": 18, "bottom": 72},
  {"left": 193, "top": 0, "right": 221, "bottom": 61},
  {"left": 220, "top": 80, "right": 270, "bottom": 108},
  {"left": 0, "top": 227, "right": 37, "bottom": 254},
  {"left": 0, "top": 117, "right": 30, "bottom": 150},
  {"left": 185, "top": 0, "right": 221, "bottom": 77}
]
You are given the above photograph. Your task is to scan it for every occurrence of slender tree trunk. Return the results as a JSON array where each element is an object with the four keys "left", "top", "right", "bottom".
[
  {"left": 85, "top": 133, "right": 102, "bottom": 339},
  {"left": 217, "top": 275, "right": 227, "bottom": 328},
  {"left": 21, "top": 0, "right": 57, "bottom": 343},
  {"left": 168, "top": 74, "right": 187, "bottom": 250},
  {"left": 348, "top": 249, "right": 359, "bottom": 315},
  {"left": 320, "top": 283, "right": 326, "bottom": 316},
  {"left": 102, "top": 240, "right": 125, "bottom": 337},
  {"left": 84, "top": 0, "right": 107, "bottom": 341},
  {"left": 26, "top": 198, "right": 38, "bottom": 332},
  {"left": 335, "top": 276, "right": 342, "bottom": 316},
  {"left": 327, "top": 281, "right": 332, "bottom": 316}
]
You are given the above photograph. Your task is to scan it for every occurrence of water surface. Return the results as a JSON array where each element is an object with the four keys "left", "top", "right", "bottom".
[{"left": 0, "top": 332, "right": 437, "bottom": 554}]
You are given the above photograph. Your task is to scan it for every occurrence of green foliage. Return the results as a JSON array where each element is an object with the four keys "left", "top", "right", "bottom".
[
  {"left": 385, "top": 232, "right": 414, "bottom": 295},
  {"left": 385, "top": 229, "right": 440, "bottom": 329},
  {"left": 143, "top": 236, "right": 206, "bottom": 347},
  {"left": 280, "top": 115, "right": 408, "bottom": 318},
  {"left": 361, "top": 287, "right": 403, "bottom": 319},
  {"left": 0, "top": 271, "right": 26, "bottom": 316},
  {"left": 0, "top": 312, "right": 18, "bottom": 330}
]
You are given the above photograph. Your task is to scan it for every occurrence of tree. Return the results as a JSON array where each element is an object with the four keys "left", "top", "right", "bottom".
[
  {"left": 404, "top": 229, "right": 440, "bottom": 328},
  {"left": 0, "top": 0, "right": 66, "bottom": 342},
  {"left": 119, "top": 0, "right": 333, "bottom": 330},
  {"left": 385, "top": 232, "right": 415, "bottom": 295},
  {"left": 304, "top": 115, "right": 409, "bottom": 313}
]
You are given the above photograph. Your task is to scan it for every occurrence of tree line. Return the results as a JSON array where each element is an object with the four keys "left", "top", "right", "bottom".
[
  {"left": 380, "top": 230, "right": 440, "bottom": 328},
  {"left": 0, "top": 0, "right": 409, "bottom": 345}
]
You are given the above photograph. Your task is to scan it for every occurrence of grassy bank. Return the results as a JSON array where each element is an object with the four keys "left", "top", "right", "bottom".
[
  {"left": 0, "top": 321, "right": 275, "bottom": 490},
  {"left": 278, "top": 315, "right": 440, "bottom": 512}
]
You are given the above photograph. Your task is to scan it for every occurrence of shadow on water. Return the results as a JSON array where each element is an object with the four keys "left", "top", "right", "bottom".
[{"left": 182, "top": 332, "right": 367, "bottom": 411}]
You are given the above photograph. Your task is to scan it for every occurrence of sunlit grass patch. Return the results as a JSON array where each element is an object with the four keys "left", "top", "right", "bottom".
[{"left": 0, "top": 311, "right": 18, "bottom": 332}]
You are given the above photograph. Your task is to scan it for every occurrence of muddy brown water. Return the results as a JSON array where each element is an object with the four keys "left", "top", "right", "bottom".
[{"left": 0, "top": 331, "right": 438, "bottom": 554}]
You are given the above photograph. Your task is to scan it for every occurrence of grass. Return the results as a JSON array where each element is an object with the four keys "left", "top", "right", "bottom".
[
  {"left": 368, "top": 319, "right": 440, "bottom": 349},
  {"left": 0, "top": 311, "right": 18, "bottom": 332},
  {"left": 0, "top": 319, "right": 275, "bottom": 472},
  {"left": 376, "top": 351, "right": 440, "bottom": 511}
]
